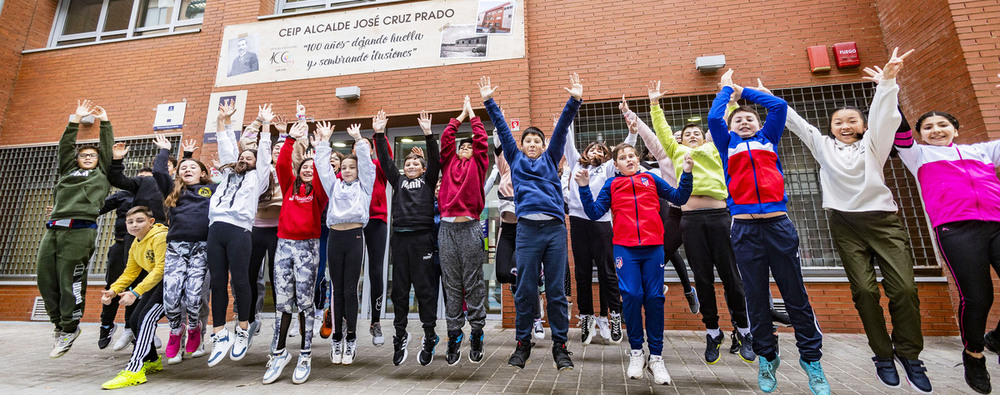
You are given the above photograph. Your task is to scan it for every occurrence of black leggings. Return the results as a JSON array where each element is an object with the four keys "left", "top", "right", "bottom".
[
  {"left": 364, "top": 219, "right": 387, "bottom": 323},
  {"left": 495, "top": 221, "right": 517, "bottom": 284},
  {"left": 329, "top": 228, "right": 365, "bottom": 340},
  {"left": 659, "top": 200, "right": 692, "bottom": 291},
  {"left": 248, "top": 226, "right": 278, "bottom": 324},
  {"left": 570, "top": 216, "right": 621, "bottom": 316},
  {"left": 935, "top": 220, "right": 1000, "bottom": 353},
  {"left": 680, "top": 208, "right": 748, "bottom": 330},
  {"left": 207, "top": 222, "right": 253, "bottom": 327}
]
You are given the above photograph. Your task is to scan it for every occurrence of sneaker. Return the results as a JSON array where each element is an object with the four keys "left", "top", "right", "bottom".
[
  {"left": 263, "top": 349, "right": 291, "bottom": 384},
  {"left": 153, "top": 333, "right": 162, "bottom": 349},
  {"left": 705, "top": 332, "right": 723, "bottom": 364},
  {"left": 799, "top": 359, "right": 831, "bottom": 395},
  {"left": 596, "top": 316, "right": 611, "bottom": 340},
  {"left": 963, "top": 351, "right": 991, "bottom": 394},
  {"left": 101, "top": 369, "right": 147, "bottom": 390},
  {"left": 627, "top": 349, "right": 645, "bottom": 379},
  {"left": 330, "top": 339, "right": 343, "bottom": 364},
  {"left": 469, "top": 329, "right": 485, "bottom": 363},
  {"left": 872, "top": 356, "right": 900, "bottom": 388},
  {"left": 580, "top": 315, "right": 596, "bottom": 345},
  {"left": 392, "top": 332, "right": 410, "bottom": 366},
  {"left": 732, "top": 330, "right": 756, "bottom": 362},
  {"left": 98, "top": 323, "right": 117, "bottom": 350},
  {"left": 142, "top": 355, "right": 163, "bottom": 374},
  {"left": 165, "top": 330, "right": 183, "bottom": 359},
  {"left": 292, "top": 353, "right": 311, "bottom": 384},
  {"left": 446, "top": 332, "right": 463, "bottom": 365},
  {"left": 418, "top": 334, "right": 438, "bottom": 366},
  {"left": 371, "top": 323, "right": 384, "bottom": 346},
  {"left": 647, "top": 355, "right": 672, "bottom": 385},
  {"left": 208, "top": 330, "right": 233, "bottom": 367},
  {"left": 320, "top": 309, "right": 332, "bottom": 339},
  {"left": 532, "top": 320, "right": 545, "bottom": 340},
  {"left": 986, "top": 330, "right": 1000, "bottom": 353},
  {"left": 508, "top": 340, "right": 533, "bottom": 369},
  {"left": 167, "top": 353, "right": 184, "bottom": 365},
  {"left": 552, "top": 342, "right": 573, "bottom": 371},
  {"left": 894, "top": 354, "right": 932, "bottom": 394},
  {"left": 342, "top": 339, "right": 357, "bottom": 365},
  {"left": 771, "top": 308, "right": 792, "bottom": 327},
  {"left": 113, "top": 330, "right": 135, "bottom": 352},
  {"left": 230, "top": 326, "right": 250, "bottom": 361},
  {"left": 50, "top": 328, "right": 81, "bottom": 358},
  {"left": 288, "top": 318, "right": 299, "bottom": 338},
  {"left": 684, "top": 288, "right": 700, "bottom": 314},
  {"left": 247, "top": 320, "right": 262, "bottom": 348},
  {"left": 758, "top": 355, "right": 780, "bottom": 393},
  {"left": 608, "top": 312, "right": 623, "bottom": 343},
  {"left": 191, "top": 343, "right": 207, "bottom": 358},
  {"left": 186, "top": 326, "right": 202, "bottom": 353}
]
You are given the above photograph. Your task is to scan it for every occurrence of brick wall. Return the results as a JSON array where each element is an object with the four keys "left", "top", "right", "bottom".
[{"left": 0, "top": 0, "right": 40, "bottom": 133}]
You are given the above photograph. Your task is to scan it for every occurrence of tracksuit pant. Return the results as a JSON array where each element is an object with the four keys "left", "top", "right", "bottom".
[
  {"left": 934, "top": 220, "right": 1000, "bottom": 353},
  {"left": 328, "top": 228, "right": 365, "bottom": 340},
  {"left": 164, "top": 241, "right": 208, "bottom": 332},
  {"left": 390, "top": 230, "right": 440, "bottom": 338},
  {"left": 439, "top": 220, "right": 487, "bottom": 335},
  {"left": 569, "top": 216, "right": 620, "bottom": 317},
  {"left": 249, "top": 226, "right": 278, "bottom": 324},
  {"left": 272, "top": 238, "right": 319, "bottom": 354},
  {"left": 659, "top": 201, "right": 692, "bottom": 292},
  {"left": 829, "top": 210, "right": 922, "bottom": 360},
  {"left": 101, "top": 235, "right": 143, "bottom": 330},
  {"left": 614, "top": 245, "right": 666, "bottom": 355},
  {"left": 126, "top": 282, "right": 165, "bottom": 373},
  {"left": 680, "top": 208, "right": 748, "bottom": 330},
  {"left": 514, "top": 218, "right": 569, "bottom": 343},
  {"left": 364, "top": 219, "right": 388, "bottom": 324},
  {"left": 731, "top": 215, "right": 822, "bottom": 362},
  {"left": 36, "top": 226, "right": 97, "bottom": 334},
  {"left": 207, "top": 222, "right": 253, "bottom": 327}
]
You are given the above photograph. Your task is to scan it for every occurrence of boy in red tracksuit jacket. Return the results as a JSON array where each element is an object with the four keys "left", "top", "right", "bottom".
[{"left": 577, "top": 143, "right": 692, "bottom": 385}]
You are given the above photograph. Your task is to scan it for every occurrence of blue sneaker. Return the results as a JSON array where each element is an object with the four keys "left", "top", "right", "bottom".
[
  {"left": 895, "top": 353, "right": 932, "bottom": 394},
  {"left": 758, "top": 355, "right": 780, "bottom": 393},
  {"left": 799, "top": 359, "right": 831, "bottom": 395},
  {"left": 872, "top": 356, "right": 900, "bottom": 388}
]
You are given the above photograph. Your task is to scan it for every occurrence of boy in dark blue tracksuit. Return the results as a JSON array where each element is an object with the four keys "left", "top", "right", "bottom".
[{"left": 707, "top": 70, "right": 828, "bottom": 395}]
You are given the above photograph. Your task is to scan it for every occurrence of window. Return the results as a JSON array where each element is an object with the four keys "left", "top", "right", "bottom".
[
  {"left": 574, "top": 82, "right": 938, "bottom": 271},
  {"left": 276, "top": 0, "right": 406, "bottom": 15},
  {"left": 50, "top": 0, "right": 204, "bottom": 47}
]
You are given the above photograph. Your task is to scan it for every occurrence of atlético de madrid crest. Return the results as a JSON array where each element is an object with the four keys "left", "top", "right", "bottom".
[{"left": 615, "top": 257, "right": 623, "bottom": 269}]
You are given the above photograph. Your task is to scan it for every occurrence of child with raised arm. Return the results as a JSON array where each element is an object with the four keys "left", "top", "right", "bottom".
[
  {"left": 205, "top": 102, "right": 274, "bottom": 367},
  {"left": 437, "top": 95, "right": 490, "bottom": 365},
  {"left": 37, "top": 100, "right": 113, "bottom": 358},
  {"left": 314, "top": 122, "right": 375, "bottom": 366},
  {"left": 708, "top": 69, "right": 828, "bottom": 395},
  {"left": 480, "top": 74, "right": 580, "bottom": 370},
  {"left": 373, "top": 110, "right": 443, "bottom": 366},
  {"left": 576, "top": 142, "right": 693, "bottom": 385}
]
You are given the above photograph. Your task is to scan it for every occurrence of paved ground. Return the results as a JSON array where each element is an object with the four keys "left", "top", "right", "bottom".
[{"left": 0, "top": 319, "right": 992, "bottom": 394}]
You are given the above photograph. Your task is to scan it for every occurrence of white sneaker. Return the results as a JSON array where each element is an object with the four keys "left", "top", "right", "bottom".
[
  {"left": 50, "top": 328, "right": 81, "bottom": 358},
  {"left": 342, "top": 339, "right": 357, "bottom": 365},
  {"left": 292, "top": 353, "right": 312, "bottom": 384},
  {"left": 153, "top": 333, "right": 162, "bottom": 349},
  {"left": 596, "top": 316, "right": 611, "bottom": 340},
  {"left": 167, "top": 353, "right": 184, "bottom": 365},
  {"left": 330, "top": 340, "right": 343, "bottom": 364},
  {"left": 627, "top": 349, "right": 645, "bottom": 379},
  {"left": 191, "top": 343, "right": 207, "bottom": 358},
  {"left": 230, "top": 326, "right": 250, "bottom": 361},
  {"left": 581, "top": 315, "right": 596, "bottom": 346},
  {"left": 648, "top": 355, "right": 672, "bottom": 385},
  {"left": 208, "top": 330, "right": 233, "bottom": 367},
  {"left": 113, "top": 329, "right": 135, "bottom": 352},
  {"left": 289, "top": 318, "right": 299, "bottom": 338},
  {"left": 263, "top": 349, "right": 291, "bottom": 384},
  {"left": 532, "top": 320, "right": 545, "bottom": 340}
]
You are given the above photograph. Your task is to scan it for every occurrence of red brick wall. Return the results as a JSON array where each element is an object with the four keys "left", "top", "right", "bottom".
[{"left": 0, "top": 0, "right": 42, "bottom": 134}]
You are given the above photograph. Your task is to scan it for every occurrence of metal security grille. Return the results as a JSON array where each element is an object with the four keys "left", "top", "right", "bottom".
[
  {"left": 0, "top": 134, "right": 180, "bottom": 279},
  {"left": 573, "top": 82, "right": 937, "bottom": 269}
]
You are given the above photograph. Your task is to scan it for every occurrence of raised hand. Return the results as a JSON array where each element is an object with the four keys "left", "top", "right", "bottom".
[
  {"left": 881, "top": 47, "right": 915, "bottom": 80},
  {"left": 478, "top": 76, "right": 499, "bottom": 101},
  {"left": 296, "top": 100, "right": 307, "bottom": 118},
  {"left": 273, "top": 115, "right": 288, "bottom": 133},
  {"left": 457, "top": 95, "right": 471, "bottom": 122},
  {"left": 73, "top": 100, "right": 94, "bottom": 123},
  {"left": 92, "top": 106, "right": 109, "bottom": 122},
  {"left": 647, "top": 80, "right": 666, "bottom": 103},
  {"left": 218, "top": 99, "right": 236, "bottom": 121},
  {"left": 316, "top": 121, "right": 334, "bottom": 140},
  {"left": 181, "top": 138, "right": 198, "bottom": 153},
  {"left": 862, "top": 66, "right": 884, "bottom": 82},
  {"left": 720, "top": 69, "right": 735, "bottom": 90},
  {"left": 682, "top": 153, "right": 694, "bottom": 173},
  {"left": 289, "top": 121, "right": 309, "bottom": 139},
  {"left": 257, "top": 103, "right": 275, "bottom": 123},
  {"left": 304, "top": 149, "right": 315, "bottom": 160},
  {"left": 372, "top": 110, "right": 388, "bottom": 133},
  {"left": 574, "top": 168, "right": 590, "bottom": 187},
  {"left": 754, "top": 78, "right": 772, "bottom": 95},
  {"left": 411, "top": 147, "right": 424, "bottom": 158},
  {"left": 112, "top": 142, "right": 129, "bottom": 159},
  {"left": 418, "top": 111, "right": 432, "bottom": 135},
  {"left": 625, "top": 114, "right": 640, "bottom": 135},
  {"left": 564, "top": 73, "right": 583, "bottom": 100},
  {"left": 153, "top": 134, "right": 171, "bottom": 150},
  {"left": 464, "top": 95, "right": 476, "bottom": 119},
  {"left": 346, "top": 123, "right": 363, "bottom": 141},
  {"left": 309, "top": 131, "right": 325, "bottom": 148},
  {"left": 619, "top": 95, "right": 631, "bottom": 114}
]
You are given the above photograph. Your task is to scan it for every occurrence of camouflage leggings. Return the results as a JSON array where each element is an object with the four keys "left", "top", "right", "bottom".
[
  {"left": 271, "top": 238, "right": 320, "bottom": 352},
  {"left": 164, "top": 241, "right": 208, "bottom": 331}
]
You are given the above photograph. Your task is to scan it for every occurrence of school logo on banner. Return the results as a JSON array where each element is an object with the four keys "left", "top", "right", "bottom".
[{"left": 615, "top": 256, "right": 623, "bottom": 269}]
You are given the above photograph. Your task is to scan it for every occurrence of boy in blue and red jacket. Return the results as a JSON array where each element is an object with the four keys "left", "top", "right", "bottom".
[
  {"left": 577, "top": 142, "right": 692, "bottom": 385},
  {"left": 707, "top": 70, "right": 828, "bottom": 395}
]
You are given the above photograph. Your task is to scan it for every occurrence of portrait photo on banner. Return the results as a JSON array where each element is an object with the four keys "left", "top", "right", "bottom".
[
  {"left": 227, "top": 33, "right": 261, "bottom": 77},
  {"left": 440, "top": 24, "right": 488, "bottom": 59}
]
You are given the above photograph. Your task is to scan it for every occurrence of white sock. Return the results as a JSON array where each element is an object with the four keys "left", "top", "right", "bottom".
[
  {"left": 707, "top": 328, "right": 722, "bottom": 338},
  {"left": 738, "top": 327, "right": 750, "bottom": 337}
]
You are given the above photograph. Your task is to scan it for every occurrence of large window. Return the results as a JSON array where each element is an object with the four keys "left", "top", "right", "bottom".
[
  {"left": 574, "top": 82, "right": 938, "bottom": 271},
  {"left": 275, "top": 0, "right": 405, "bottom": 15},
  {"left": 50, "top": 0, "right": 204, "bottom": 47}
]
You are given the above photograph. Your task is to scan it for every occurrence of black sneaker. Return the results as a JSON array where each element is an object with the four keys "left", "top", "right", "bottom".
[
  {"left": 771, "top": 308, "right": 792, "bottom": 327},
  {"left": 963, "top": 351, "right": 991, "bottom": 394},
  {"left": 392, "top": 332, "right": 409, "bottom": 366},
  {"left": 418, "top": 334, "right": 438, "bottom": 366},
  {"left": 684, "top": 288, "right": 700, "bottom": 314},
  {"left": 469, "top": 329, "right": 484, "bottom": 363},
  {"left": 895, "top": 353, "right": 932, "bottom": 393},
  {"left": 729, "top": 330, "right": 740, "bottom": 354},
  {"left": 98, "top": 323, "right": 117, "bottom": 350},
  {"left": 446, "top": 331, "right": 463, "bottom": 366},
  {"left": 508, "top": 340, "right": 533, "bottom": 369},
  {"left": 732, "top": 330, "right": 756, "bottom": 362},
  {"left": 872, "top": 356, "right": 901, "bottom": 388},
  {"left": 608, "top": 312, "right": 623, "bottom": 343},
  {"left": 552, "top": 342, "right": 574, "bottom": 371},
  {"left": 705, "top": 333, "right": 723, "bottom": 364},
  {"left": 986, "top": 330, "right": 1000, "bottom": 353}
]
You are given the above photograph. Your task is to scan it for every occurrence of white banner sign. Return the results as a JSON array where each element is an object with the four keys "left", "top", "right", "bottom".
[{"left": 215, "top": 0, "right": 524, "bottom": 87}]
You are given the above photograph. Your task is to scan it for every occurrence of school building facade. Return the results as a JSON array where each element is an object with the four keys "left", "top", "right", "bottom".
[{"left": 0, "top": 0, "right": 998, "bottom": 336}]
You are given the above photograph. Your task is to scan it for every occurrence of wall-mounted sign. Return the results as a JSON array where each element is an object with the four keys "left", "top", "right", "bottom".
[
  {"left": 214, "top": 0, "right": 524, "bottom": 87},
  {"left": 203, "top": 90, "right": 248, "bottom": 144},
  {"left": 510, "top": 118, "right": 519, "bottom": 131},
  {"left": 154, "top": 102, "right": 186, "bottom": 130}
]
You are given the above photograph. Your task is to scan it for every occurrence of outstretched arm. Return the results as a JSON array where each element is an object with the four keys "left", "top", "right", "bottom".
[
  {"left": 312, "top": 123, "right": 337, "bottom": 197},
  {"left": 372, "top": 110, "right": 400, "bottom": 188},
  {"left": 546, "top": 73, "right": 584, "bottom": 163},
  {"left": 740, "top": 86, "right": 788, "bottom": 144},
  {"left": 93, "top": 105, "right": 113, "bottom": 174},
  {"left": 863, "top": 48, "right": 912, "bottom": 164},
  {"left": 653, "top": 155, "right": 693, "bottom": 206},
  {"left": 216, "top": 100, "right": 240, "bottom": 165},
  {"left": 707, "top": 75, "right": 734, "bottom": 157},
  {"left": 577, "top": 171, "right": 612, "bottom": 221},
  {"left": 108, "top": 143, "right": 139, "bottom": 192},
  {"left": 479, "top": 77, "right": 519, "bottom": 165}
]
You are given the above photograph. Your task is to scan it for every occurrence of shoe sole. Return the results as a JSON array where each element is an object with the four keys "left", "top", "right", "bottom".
[
  {"left": 447, "top": 351, "right": 461, "bottom": 366},
  {"left": 874, "top": 370, "right": 902, "bottom": 389},
  {"left": 552, "top": 361, "right": 574, "bottom": 371},
  {"left": 706, "top": 353, "right": 721, "bottom": 365},
  {"left": 582, "top": 332, "right": 594, "bottom": 346},
  {"left": 469, "top": 352, "right": 483, "bottom": 364},
  {"left": 292, "top": 369, "right": 310, "bottom": 384}
]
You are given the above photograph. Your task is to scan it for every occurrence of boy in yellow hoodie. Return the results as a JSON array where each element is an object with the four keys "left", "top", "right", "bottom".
[{"left": 100, "top": 206, "right": 168, "bottom": 390}]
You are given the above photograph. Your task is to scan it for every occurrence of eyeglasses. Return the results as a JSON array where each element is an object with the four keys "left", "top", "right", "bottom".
[{"left": 77, "top": 153, "right": 98, "bottom": 159}]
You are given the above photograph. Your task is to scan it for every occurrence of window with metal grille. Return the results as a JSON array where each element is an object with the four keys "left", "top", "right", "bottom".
[
  {"left": 0, "top": 134, "right": 180, "bottom": 279},
  {"left": 573, "top": 82, "right": 937, "bottom": 270}
]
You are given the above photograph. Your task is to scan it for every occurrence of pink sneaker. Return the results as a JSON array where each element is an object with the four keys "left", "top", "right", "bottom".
[
  {"left": 185, "top": 326, "right": 202, "bottom": 353},
  {"left": 165, "top": 331, "right": 182, "bottom": 358}
]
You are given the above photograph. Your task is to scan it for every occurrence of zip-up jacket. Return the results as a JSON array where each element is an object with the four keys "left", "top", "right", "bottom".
[
  {"left": 439, "top": 117, "right": 489, "bottom": 219},
  {"left": 579, "top": 171, "right": 692, "bottom": 246},
  {"left": 650, "top": 105, "right": 729, "bottom": 201},
  {"left": 895, "top": 130, "right": 1000, "bottom": 228},
  {"left": 110, "top": 223, "right": 167, "bottom": 296},
  {"left": 708, "top": 87, "right": 789, "bottom": 215},
  {"left": 108, "top": 159, "right": 167, "bottom": 223},
  {"left": 563, "top": 122, "right": 637, "bottom": 222},
  {"left": 153, "top": 148, "right": 216, "bottom": 242},
  {"left": 209, "top": 124, "right": 273, "bottom": 230},
  {"left": 51, "top": 121, "right": 114, "bottom": 222},
  {"left": 276, "top": 137, "right": 328, "bottom": 240},
  {"left": 315, "top": 138, "right": 376, "bottom": 227},
  {"left": 378, "top": 132, "right": 440, "bottom": 232}
]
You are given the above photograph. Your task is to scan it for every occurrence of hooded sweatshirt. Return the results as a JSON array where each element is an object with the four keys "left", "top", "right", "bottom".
[
  {"left": 276, "top": 137, "right": 328, "bottom": 240},
  {"left": 110, "top": 223, "right": 167, "bottom": 296},
  {"left": 377, "top": 133, "right": 440, "bottom": 232},
  {"left": 315, "top": 138, "right": 376, "bottom": 227},
  {"left": 209, "top": 124, "right": 273, "bottom": 230}
]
